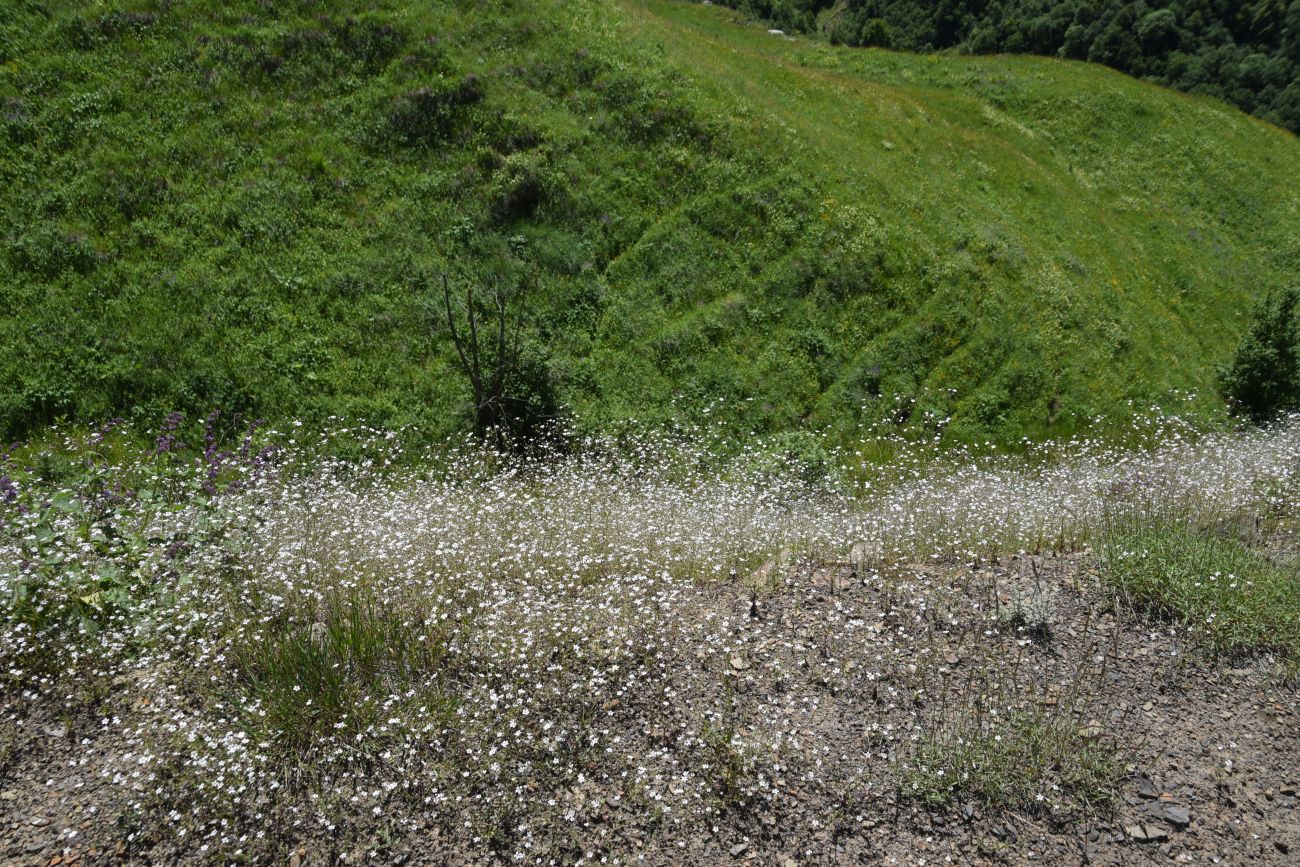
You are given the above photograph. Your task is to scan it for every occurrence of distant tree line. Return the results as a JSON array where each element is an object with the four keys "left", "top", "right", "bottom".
[{"left": 721, "top": 1, "right": 1300, "bottom": 133}]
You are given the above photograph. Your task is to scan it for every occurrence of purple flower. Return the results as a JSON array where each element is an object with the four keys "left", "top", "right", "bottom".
[
  {"left": 154, "top": 411, "right": 185, "bottom": 454},
  {"left": 90, "top": 417, "right": 125, "bottom": 447}
]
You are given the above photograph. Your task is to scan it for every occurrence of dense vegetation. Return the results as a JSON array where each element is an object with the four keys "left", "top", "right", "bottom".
[
  {"left": 1220, "top": 286, "right": 1300, "bottom": 422},
  {"left": 2, "top": 0, "right": 1298, "bottom": 448},
  {"left": 722, "top": 1, "right": 1300, "bottom": 134}
]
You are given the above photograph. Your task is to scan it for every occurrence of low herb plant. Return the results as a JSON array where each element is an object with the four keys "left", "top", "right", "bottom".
[{"left": 1099, "top": 520, "right": 1300, "bottom": 670}]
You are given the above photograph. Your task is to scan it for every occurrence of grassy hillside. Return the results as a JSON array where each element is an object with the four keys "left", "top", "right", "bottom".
[
  {"left": 2, "top": 0, "right": 1297, "bottom": 445},
  {"left": 716, "top": 0, "right": 1300, "bottom": 135}
]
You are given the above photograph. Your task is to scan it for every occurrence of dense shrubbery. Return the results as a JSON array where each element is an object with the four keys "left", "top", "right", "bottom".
[
  {"left": 723, "top": 0, "right": 1300, "bottom": 133},
  {"left": 1220, "top": 286, "right": 1300, "bottom": 423}
]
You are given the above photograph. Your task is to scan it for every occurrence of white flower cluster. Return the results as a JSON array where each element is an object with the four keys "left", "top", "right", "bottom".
[{"left": 2, "top": 415, "right": 1297, "bottom": 860}]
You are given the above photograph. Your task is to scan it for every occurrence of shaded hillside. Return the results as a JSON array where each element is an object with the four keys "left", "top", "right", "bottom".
[{"left": 1, "top": 0, "right": 1297, "bottom": 444}]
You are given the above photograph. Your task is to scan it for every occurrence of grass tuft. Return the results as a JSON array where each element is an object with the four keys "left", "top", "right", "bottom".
[
  {"left": 230, "top": 588, "right": 461, "bottom": 756},
  {"left": 1099, "top": 522, "right": 1300, "bottom": 669},
  {"left": 900, "top": 705, "right": 1128, "bottom": 814}
]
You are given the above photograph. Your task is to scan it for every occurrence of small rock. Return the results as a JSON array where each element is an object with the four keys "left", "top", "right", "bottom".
[
  {"left": 1079, "top": 721, "right": 1104, "bottom": 740},
  {"left": 43, "top": 724, "right": 68, "bottom": 739},
  {"left": 1276, "top": 841, "right": 1290, "bottom": 855},
  {"left": 749, "top": 561, "right": 775, "bottom": 586},
  {"left": 26, "top": 840, "right": 47, "bottom": 854},
  {"left": 29, "top": 816, "right": 50, "bottom": 827},
  {"left": 730, "top": 842, "right": 750, "bottom": 857},
  {"left": 289, "top": 851, "right": 302, "bottom": 867},
  {"left": 1280, "top": 785, "right": 1297, "bottom": 797},
  {"left": 0, "top": 790, "right": 15, "bottom": 800},
  {"left": 849, "top": 541, "right": 880, "bottom": 568},
  {"left": 1125, "top": 822, "right": 1169, "bottom": 843},
  {"left": 729, "top": 655, "right": 749, "bottom": 672},
  {"left": 1163, "top": 805, "right": 1191, "bottom": 828}
]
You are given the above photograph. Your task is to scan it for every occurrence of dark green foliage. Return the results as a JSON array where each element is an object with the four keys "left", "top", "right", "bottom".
[
  {"left": 1220, "top": 287, "right": 1300, "bottom": 423},
  {"left": 716, "top": 0, "right": 1300, "bottom": 134},
  {"left": 388, "top": 76, "right": 485, "bottom": 146},
  {"left": 858, "top": 18, "right": 894, "bottom": 48},
  {"left": 725, "top": 1, "right": 821, "bottom": 34}
]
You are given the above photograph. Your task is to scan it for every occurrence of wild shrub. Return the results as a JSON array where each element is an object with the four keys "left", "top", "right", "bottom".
[
  {"left": 437, "top": 272, "right": 565, "bottom": 448},
  {"left": 330, "top": 15, "right": 406, "bottom": 71},
  {"left": 489, "top": 152, "right": 551, "bottom": 222},
  {"left": 6, "top": 223, "right": 99, "bottom": 277},
  {"left": 1221, "top": 286, "right": 1300, "bottom": 424},
  {"left": 388, "top": 76, "right": 484, "bottom": 145}
]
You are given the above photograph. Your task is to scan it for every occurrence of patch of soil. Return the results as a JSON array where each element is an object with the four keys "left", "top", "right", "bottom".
[{"left": 2, "top": 552, "right": 1296, "bottom": 865}]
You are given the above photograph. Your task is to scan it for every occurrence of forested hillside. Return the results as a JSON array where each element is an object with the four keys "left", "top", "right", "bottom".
[
  {"left": 724, "top": 1, "right": 1300, "bottom": 133},
  {"left": 1, "top": 0, "right": 1298, "bottom": 447}
]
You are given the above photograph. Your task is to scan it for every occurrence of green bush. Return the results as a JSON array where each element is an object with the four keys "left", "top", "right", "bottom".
[
  {"left": 1220, "top": 287, "right": 1300, "bottom": 424},
  {"left": 387, "top": 76, "right": 484, "bottom": 146},
  {"left": 858, "top": 18, "right": 893, "bottom": 48}
]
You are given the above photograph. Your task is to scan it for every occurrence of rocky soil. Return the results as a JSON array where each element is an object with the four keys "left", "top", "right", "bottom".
[{"left": 2, "top": 551, "right": 1297, "bottom": 866}]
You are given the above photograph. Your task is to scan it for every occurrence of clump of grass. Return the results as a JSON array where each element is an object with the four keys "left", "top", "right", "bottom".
[
  {"left": 699, "top": 719, "right": 757, "bottom": 808},
  {"left": 900, "top": 705, "right": 1127, "bottom": 814},
  {"left": 229, "top": 588, "right": 461, "bottom": 756},
  {"left": 1098, "top": 521, "right": 1300, "bottom": 669}
]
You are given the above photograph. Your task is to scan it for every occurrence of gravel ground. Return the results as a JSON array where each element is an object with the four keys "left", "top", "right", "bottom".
[{"left": 2, "top": 551, "right": 1297, "bottom": 866}]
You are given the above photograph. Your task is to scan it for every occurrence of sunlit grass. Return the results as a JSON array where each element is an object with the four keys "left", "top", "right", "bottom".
[
  {"left": 1099, "top": 521, "right": 1300, "bottom": 669},
  {"left": 901, "top": 706, "right": 1129, "bottom": 813}
]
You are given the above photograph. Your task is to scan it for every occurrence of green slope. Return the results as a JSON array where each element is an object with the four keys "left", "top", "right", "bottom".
[{"left": 1, "top": 0, "right": 1297, "bottom": 444}]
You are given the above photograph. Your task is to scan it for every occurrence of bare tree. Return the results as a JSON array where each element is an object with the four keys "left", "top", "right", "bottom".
[{"left": 441, "top": 273, "right": 520, "bottom": 444}]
